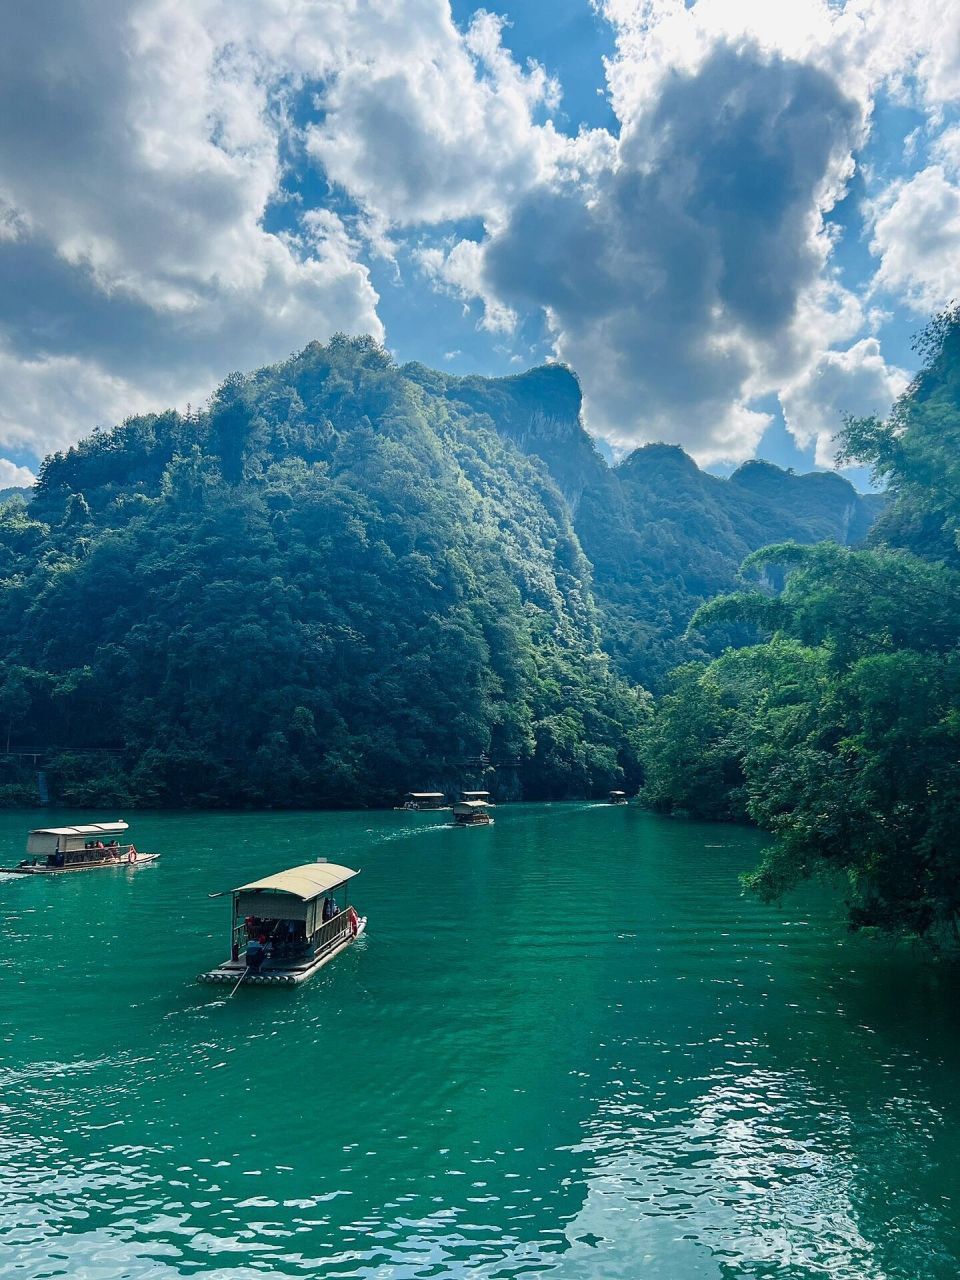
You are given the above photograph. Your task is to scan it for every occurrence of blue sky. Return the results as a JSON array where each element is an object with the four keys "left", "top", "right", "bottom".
[{"left": 0, "top": 0, "right": 958, "bottom": 490}]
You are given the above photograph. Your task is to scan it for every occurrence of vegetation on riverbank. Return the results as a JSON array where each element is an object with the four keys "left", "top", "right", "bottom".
[{"left": 643, "top": 309, "right": 960, "bottom": 944}]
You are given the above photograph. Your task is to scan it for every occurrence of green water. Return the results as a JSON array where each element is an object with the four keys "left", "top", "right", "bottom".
[{"left": 1, "top": 804, "right": 959, "bottom": 1279}]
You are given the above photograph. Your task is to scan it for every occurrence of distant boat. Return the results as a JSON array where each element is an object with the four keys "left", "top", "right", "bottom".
[
  {"left": 460, "top": 790, "right": 495, "bottom": 805},
  {"left": 198, "top": 861, "right": 367, "bottom": 988},
  {"left": 1, "top": 821, "right": 160, "bottom": 874},
  {"left": 608, "top": 791, "right": 629, "bottom": 805},
  {"left": 396, "top": 792, "right": 449, "bottom": 811},
  {"left": 452, "top": 799, "right": 493, "bottom": 827}
]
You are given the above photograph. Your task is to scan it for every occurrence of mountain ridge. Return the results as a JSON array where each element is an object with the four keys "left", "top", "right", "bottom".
[{"left": 413, "top": 360, "right": 880, "bottom": 688}]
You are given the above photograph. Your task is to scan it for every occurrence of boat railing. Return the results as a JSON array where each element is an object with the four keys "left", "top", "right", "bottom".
[
  {"left": 309, "top": 911, "right": 353, "bottom": 954},
  {"left": 234, "top": 909, "right": 354, "bottom": 965},
  {"left": 50, "top": 843, "right": 134, "bottom": 865}
]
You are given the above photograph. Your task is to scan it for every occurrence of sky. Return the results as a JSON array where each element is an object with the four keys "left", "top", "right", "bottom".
[{"left": 1, "top": 0, "right": 959, "bottom": 491}]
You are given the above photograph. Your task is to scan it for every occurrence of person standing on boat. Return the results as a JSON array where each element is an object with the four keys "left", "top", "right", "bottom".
[{"left": 246, "top": 934, "right": 266, "bottom": 971}]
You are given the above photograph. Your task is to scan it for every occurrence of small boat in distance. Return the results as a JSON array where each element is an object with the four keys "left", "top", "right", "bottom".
[
  {"left": 397, "top": 792, "right": 449, "bottom": 811},
  {"left": 453, "top": 799, "right": 493, "bottom": 826},
  {"left": 1, "top": 822, "right": 160, "bottom": 874},
  {"left": 198, "top": 861, "right": 367, "bottom": 987},
  {"left": 609, "top": 791, "right": 629, "bottom": 805},
  {"left": 461, "top": 790, "right": 495, "bottom": 805}
]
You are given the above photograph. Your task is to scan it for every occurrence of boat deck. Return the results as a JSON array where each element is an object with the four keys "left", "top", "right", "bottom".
[
  {"left": 1, "top": 852, "right": 160, "bottom": 874},
  {"left": 198, "top": 918, "right": 366, "bottom": 986}
]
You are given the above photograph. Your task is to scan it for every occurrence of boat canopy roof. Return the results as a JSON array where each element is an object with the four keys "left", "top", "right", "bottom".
[
  {"left": 29, "top": 821, "right": 129, "bottom": 837},
  {"left": 609, "top": 790, "right": 626, "bottom": 796},
  {"left": 233, "top": 862, "right": 359, "bottom": 902},
  {"left": 454, "top": 799, "right": 489, "bottom": 810},
  {"left": 406, "top": 792, "right": 444, "bottom": 798},
  {"left": 462, "top": 791, "right": 490, "bottom": 798}
]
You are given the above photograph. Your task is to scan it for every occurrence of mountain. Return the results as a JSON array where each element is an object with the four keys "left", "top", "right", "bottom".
[
  {"left": 0, "top": 337, "right": 646, "bottom": 808},
  {"left": 410, "top": 362, "right": 879, "bottom": 689},
  {"left": 0, "top": 338, "right": 880, "bottom": 807}
]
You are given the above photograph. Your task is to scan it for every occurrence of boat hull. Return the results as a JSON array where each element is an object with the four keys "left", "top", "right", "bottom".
[
  {"left": 1, "top": 853, "right": 161, "bottom": 874},
  {"left": 197, "top": 918, "right": 367, "bottom": 987}
]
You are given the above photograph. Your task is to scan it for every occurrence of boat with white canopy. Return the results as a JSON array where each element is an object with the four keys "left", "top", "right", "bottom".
[
  {"left": 198, "top": 861, "right": 367, "bottom": 987},
  {"left": 396, "top": 792, "right": 448, "bottom": 811},
  {"left": 452, "top": 799, "right": 493, "bottom": 826},
  {"left": 1, "top": 821, "right": 159, "bottom": 874}
]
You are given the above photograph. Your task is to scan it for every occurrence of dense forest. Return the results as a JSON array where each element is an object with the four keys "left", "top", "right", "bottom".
[
  {"left": 643, "top": 309, "right": 960, "bottom": 945},
  {"left": 409, "top": 362, "right": 879, "bottom": 690},
  {"left": 0, "top": 337, "right": 879, "bottom": 811},
  {"left": 5, "top": 314, "right": 954, "bottom": 948},
  {"left": 0, "top": 337, "right": 650, "bottom": 808}
]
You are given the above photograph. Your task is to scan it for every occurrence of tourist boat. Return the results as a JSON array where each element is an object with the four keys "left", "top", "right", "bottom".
[
  {"left": 452, "top": 799, "right": 493, "bottom": 826},
  {"left": 0, "top": 821, "right": 160, "bottom": 874},
  {"left": 461, "top": 790, "right": 495, "bottom": 805},
  {"left": 198, "top": 861, "right": 367, "bottom": 987},
  {"left": 609, "top": 790, "right": 629, "bottom": 805},
  {"left": 396, "top": 791, "right": 449, "bottom": 811}
]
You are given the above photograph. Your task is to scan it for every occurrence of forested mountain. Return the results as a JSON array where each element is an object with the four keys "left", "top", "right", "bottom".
[
  {"left": 643, "top": 309, "right": 960, "bottom": 946},
  {"left": 411, "top": 362, "right": 878, "bottom": 689},
  {"left": 0, "top": 337, "right": 648, "bottom": 807},
  {"left": 0, "top": 336, "right": 881, "bottom": 811}
]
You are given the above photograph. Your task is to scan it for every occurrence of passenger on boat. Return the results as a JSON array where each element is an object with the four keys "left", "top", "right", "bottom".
[
  {"left": 322, "top": 896, "right": 337, "bottom": 922},
  {"left": 246, "top": 935, "right": 267, "bottom": 971}
]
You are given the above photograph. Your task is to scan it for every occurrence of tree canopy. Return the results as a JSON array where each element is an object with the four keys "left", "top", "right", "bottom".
[
  {"left": 643, "top": 309, "right": 960, "bottom": 945},
  {"left": 0, "top": 337, "right": 649, "bottom": 807}
]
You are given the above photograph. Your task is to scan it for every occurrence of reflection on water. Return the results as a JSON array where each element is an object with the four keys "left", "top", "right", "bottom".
[{"left": 1, "top": 804, "right": 959, "bottom": 1278}]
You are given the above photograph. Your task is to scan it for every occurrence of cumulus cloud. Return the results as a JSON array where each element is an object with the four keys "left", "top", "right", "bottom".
[
  {"left": 478, "top": 41, "right": 865, "bottom": 462},
  {"left": 306, "top": 8, "right": 562, "bottom": 228},
  {"left": 1, "top": 0, "right": 955, "bottom": 471},
  {"left": 417, "top": 239, "right": 518, "bottom": 333},
  {"left": 780, "top": 337, "right": 909, "bottom": 466},
  {"left": 0, "top": 0, "right": 389, "bottom": 460},
  {"left": 0, "top": 459, "right": 36, "bottom": 489},
  {"left": 0, "top": 0, "right": 594, "bottom": 462},
  {"left": 869, "top": 166, "right": 960, "bottom": 312},
  {"left": 597, "top": 0, "right": 960, "bottom": 119},
  {"left": 404, "top": 0, "right": 948, "bottom": 463}
]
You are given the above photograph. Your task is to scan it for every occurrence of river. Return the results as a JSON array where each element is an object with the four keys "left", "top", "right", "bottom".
[{"left": 1, "top": 803, "right": 958, "bottom": 1279}]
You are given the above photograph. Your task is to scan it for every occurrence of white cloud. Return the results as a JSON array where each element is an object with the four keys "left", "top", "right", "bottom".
[
  {"left": 417, "top": 240, "right": 518, "bottom": 333},
  {"left": 596, "top": 0, "right": 960, "bottom": 121},
  {"left": 869, "top": 165, "right": 960, "bottom": 312},
  {"left": 304, "top": 7, "right": 561, "bottom": 229},
  {"left": 0, "top": 0, "right": 954, "bottom": 472},
  {"left": 0, "top": 342, "right": 151, "bottom": 460},
  {"left": 780, "top": 337, "right": 909, "bottom": 466},
  {"left": 0, "top": 0, "right": 591, "bottom": 462},
  {"left": 0, "top": 458, "right": 36, "bottom": 489},
  {"left": 476, "top": 39, "right": 870, "bottom": 463},
  {"left": 0, "top": 0, "right": 386, "bottom": 461}
]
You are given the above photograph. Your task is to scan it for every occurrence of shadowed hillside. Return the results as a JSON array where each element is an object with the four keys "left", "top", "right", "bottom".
[{"left": 412, "top": 362, "right": 879, "bottom": 689}]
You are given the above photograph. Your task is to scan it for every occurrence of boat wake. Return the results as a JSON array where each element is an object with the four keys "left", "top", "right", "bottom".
[{"left": 375, "top": 823, "right": 450, "bottom": 843}]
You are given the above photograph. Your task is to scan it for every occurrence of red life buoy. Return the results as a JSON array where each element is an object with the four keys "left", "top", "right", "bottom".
[{"left": 348, "top": 907, "right": 359, "bottom": 937}]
